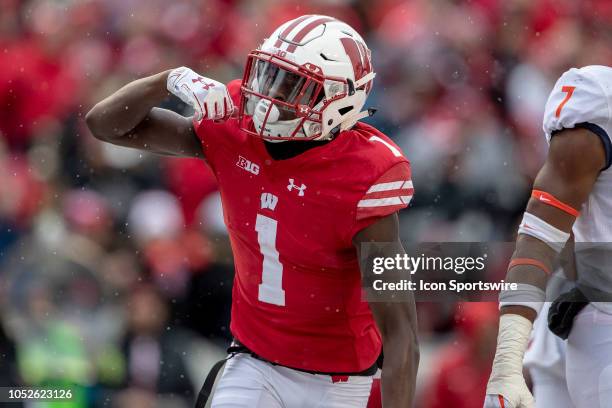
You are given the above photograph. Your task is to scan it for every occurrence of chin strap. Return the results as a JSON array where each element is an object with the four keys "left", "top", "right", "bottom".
[
  {"left": 340, "top": 107, "right": 377, "bottom": 131},
  {"left": 354, "top": 72, "right": 376, "bottom": 89},
  {"left": 339, "top": 73, "right": 377, "bottom": 132}
]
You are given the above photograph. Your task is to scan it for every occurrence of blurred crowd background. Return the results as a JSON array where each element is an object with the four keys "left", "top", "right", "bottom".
[{"left": 1, "top": 0, "right": 611, "bottom": 407}]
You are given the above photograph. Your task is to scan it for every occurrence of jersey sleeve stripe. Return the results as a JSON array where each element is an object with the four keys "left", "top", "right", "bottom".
[
  {"left": 400, "top": 195, "right": 412, "bottom": 204},
  {"left": 357, "top": 195, "right": 413, "bottom": 208},
  {"left": 352, "top": 160, "right": 412, "bottom": 233},
  {"left": 362, "top": 189, "right": 415, "bottom": 200},
  {"left": 366, "top": 180, "right": 412, "bottom": 193}
]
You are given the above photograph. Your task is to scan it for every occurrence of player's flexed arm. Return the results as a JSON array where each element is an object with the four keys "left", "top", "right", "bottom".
[
  {"left": 485, "top": 66, "right": 611, "bottom": 408},
  {"left": 85, "top": 67, "right": 233, "bottom": 157},
  {"left": 354, "top": 213, "right": 419, "bottom": 408}
]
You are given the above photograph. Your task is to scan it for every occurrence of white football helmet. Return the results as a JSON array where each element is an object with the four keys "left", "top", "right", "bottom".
[{"left": 239, "top": 15, "right": 376, "bottom": 141}]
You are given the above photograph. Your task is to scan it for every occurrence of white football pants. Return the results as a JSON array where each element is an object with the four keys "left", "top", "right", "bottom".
[
  {"left": 210, "top": 353, "right": 374, "bottom": 408},
  {"left": 525, "top": 302, "right": 574, "bottom": 408},
  {"left": 566, "top": 304, "right": 612, "bottom": 408},
  {"left": 530, "top": 367, "right": 574, "bottom": 408}
]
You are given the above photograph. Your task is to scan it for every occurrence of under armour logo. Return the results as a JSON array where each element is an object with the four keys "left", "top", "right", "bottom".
[
  {"left": 261, "top": 192, "right": 278, "bottom": 210},
  {"left": 192, "top": 76, "right": 215, "bottom": 90},
  {"left": 296, "top": 105, "right": 310, "bottom": 117},
  {"left": 287, "top": 178, "right": 306, "bottom": 196}
]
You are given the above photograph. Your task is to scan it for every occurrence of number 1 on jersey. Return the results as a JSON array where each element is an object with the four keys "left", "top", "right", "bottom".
[{"left": 255, "top": 214, "right": 285, "bottom": 306}]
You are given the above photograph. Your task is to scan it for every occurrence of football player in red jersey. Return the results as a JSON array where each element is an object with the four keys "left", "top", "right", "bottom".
[{"left": 86, "top": 15, "right": 418, "bottom": 408}]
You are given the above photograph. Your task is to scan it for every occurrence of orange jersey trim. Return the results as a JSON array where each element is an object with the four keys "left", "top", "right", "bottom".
[
  {"left": 508, "top": 258, "right": 552, "bottom": 275},
  {"left": 531, "top": 190, "right": 580, "bottom": 217}
]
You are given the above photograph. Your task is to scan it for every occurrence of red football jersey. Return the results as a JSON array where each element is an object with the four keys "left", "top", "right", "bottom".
[{"left": 193, "top": 80, "right": 413, "bottom": 373}]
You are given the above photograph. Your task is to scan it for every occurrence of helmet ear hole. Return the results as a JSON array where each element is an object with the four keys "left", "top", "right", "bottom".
[{"left": 338, "top": 106, "right": 353, "bottom": 116}]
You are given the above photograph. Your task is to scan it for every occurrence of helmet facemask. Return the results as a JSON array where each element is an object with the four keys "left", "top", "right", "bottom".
[{"left": 239, "top": 50, "right": 349, "bottom": 141}]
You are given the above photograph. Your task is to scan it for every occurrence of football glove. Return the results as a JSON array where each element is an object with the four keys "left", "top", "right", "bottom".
[{"left": 167, "top": 67, "right": 234, "bottom": 121}]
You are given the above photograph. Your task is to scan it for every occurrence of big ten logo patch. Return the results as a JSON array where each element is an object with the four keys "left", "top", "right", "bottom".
[{"left": 236, "top": 155, "right": 260, "bottom": 175}]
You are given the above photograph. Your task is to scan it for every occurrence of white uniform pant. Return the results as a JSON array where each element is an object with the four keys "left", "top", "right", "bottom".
[
  {"left": 527, "top": 304, "right": 612, "bottom": 408},
  {"left": 210, "top": 353, "right": 374, "bottom": 408},
  {"left": 566, "top": 304, "right": 612, "bottom": 408},
  {"left": 525, "top": 302, "right": 574, "bottom": 408},
  {"left": 530, "top": 367, "right": 574, "bottom": 408}
]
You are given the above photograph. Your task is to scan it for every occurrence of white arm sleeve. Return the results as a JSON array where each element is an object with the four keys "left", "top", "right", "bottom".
[{"left": 542, "top": 65, "right": 612, "bottom": 168}]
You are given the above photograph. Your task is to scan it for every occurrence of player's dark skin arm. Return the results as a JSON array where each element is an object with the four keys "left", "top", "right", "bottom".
[
  {"left": 85, "top": 70, "right": 202, "bottom": 158},
  {"left": 502, "top": 127, "right": 605, "bottom": 322},
  {"left": 354, "top": 213, "right": 419, "bottom": 408}
]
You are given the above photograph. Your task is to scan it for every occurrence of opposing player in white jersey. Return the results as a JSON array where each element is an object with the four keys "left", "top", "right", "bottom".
[{"left": 484, "top": 65, "right": 612, "bottom": 408}]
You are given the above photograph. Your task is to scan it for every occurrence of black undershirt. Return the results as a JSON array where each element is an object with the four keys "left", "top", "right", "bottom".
[{"left": 263, "top": 139, "right": 332, "bottom": 160}]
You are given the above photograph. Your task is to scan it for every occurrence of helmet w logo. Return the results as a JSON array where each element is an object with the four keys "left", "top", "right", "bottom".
[{"left": 340, "top": 38, "right": 372, "bottom": 91}]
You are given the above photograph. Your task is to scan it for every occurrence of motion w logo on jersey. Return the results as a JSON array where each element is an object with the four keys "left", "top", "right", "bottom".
[
  {"left": 236, "top": 155, "right": 260, "bottom": 175},
  {"left": 261, "top": 193, "right": 278, "bottom": 210}
]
